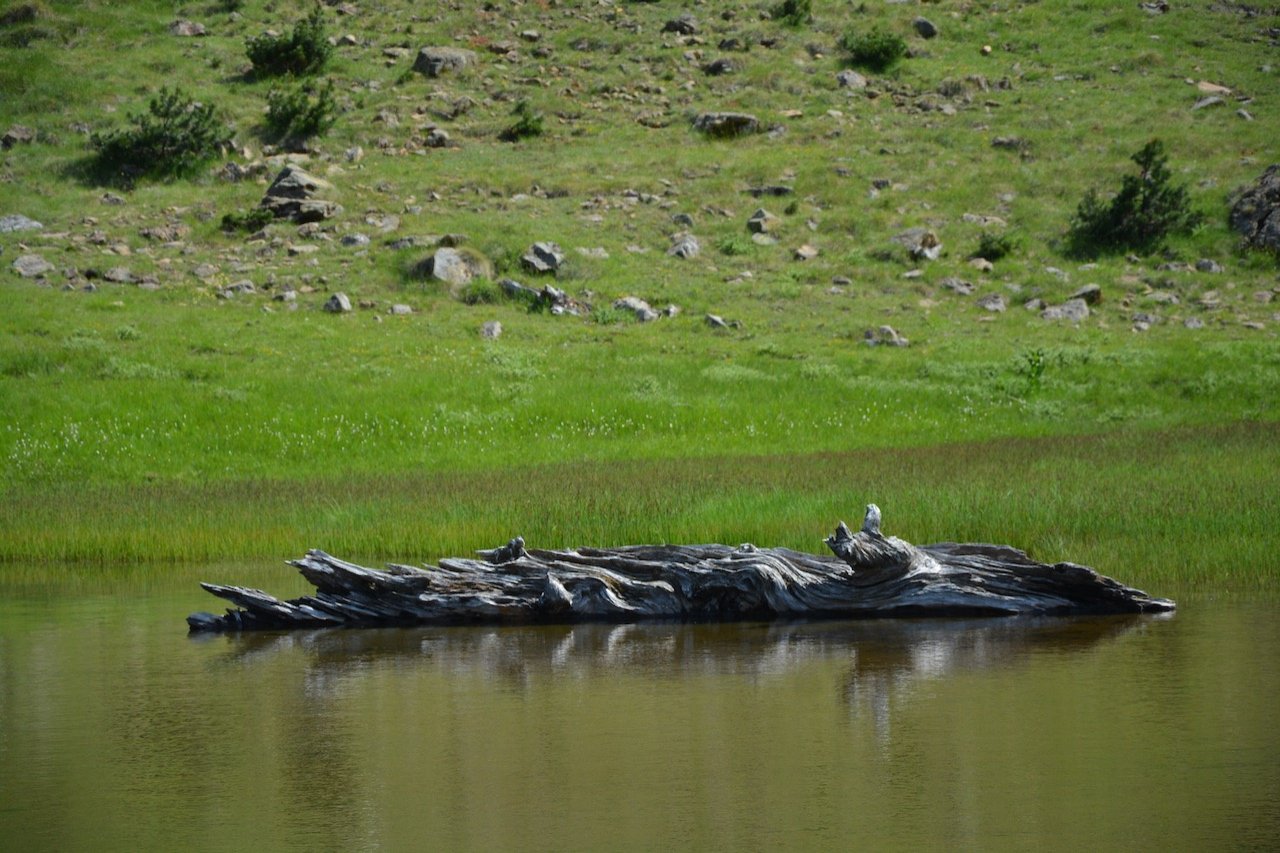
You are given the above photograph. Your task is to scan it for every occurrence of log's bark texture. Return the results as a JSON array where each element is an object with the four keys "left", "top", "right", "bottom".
[{"left": 187, "top": 505, "right": 1174, "bottom": 632}]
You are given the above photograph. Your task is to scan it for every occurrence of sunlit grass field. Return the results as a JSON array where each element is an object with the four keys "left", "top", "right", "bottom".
[{"left": 1, "top": 1, "right": 1277, "bottom": 590}]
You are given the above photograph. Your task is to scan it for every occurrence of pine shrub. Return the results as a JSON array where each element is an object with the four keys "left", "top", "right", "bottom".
[
  {"left": 839, "top": 27, "right": 906, "bottom": 72},
  {"left": 91, "top": 88, "right": 231, "bottom": 182},
  {"left": 246, "top": 5, "right": 332, "bottom": 77},
  {"left": 1067, "top": 140, "right": 1201, "bottom": 257}
]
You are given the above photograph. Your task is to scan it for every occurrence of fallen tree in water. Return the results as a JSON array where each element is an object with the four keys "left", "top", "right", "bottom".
[{"left": 187, "top": 505, "right": 1174, "bottom": 632}]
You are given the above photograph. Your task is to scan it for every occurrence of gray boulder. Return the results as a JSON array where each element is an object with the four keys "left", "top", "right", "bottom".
[
  {"left": 693, "top": 112, "right": 760, "bottom": 139},
  {"left": 12, "top": 254, "right": 53, "bottom": 278},
  {"left": 323, "top": 292, "right": 352, "bottom": 313},
  {"left": 663, "top": 14, "right": 698, "bottom": 35},
  {"left": 413, "top": 47, "right": 477, "bottom": 77},
  {"left": 864, "top": 326, "right": 909, "bottom": 347},
  {"left": 668, "top": 233, "right": 700, "bottom": 259},
  {"left": 481, "top": 320, "right": 503, "bottom": 339},
  {"left": 1, "top": 125, "right": 35, "bottom": 149},
  {"left": 747, "top": 208, "right": 780, "bottom": 234},
  {"left": 1069, "top": 284, "right": 1102, "bottom": 305},
  {"left": 614, "top": 296, "right": 659, "bottom": 322},
  {"left": 426, "top": 247, "right": 490, "bottom": 286},
  {"left": 521, "top": 242, "right": 565, "bottom": 274},
  {"left": 260, "top": 165, "right": 341, "bottom": 223},
  {"left": 0, "top": 214, "right": 43, "bottom": 233},
  {"left": 892, "top": 227, "right": 942, "bottom": 261},
  {"left": 913, "top": 17, "right": 939, "bottom": 39},
  {"left": 836, "top": 70, "right": 868, "bottom": 89},
  {"left": 976, "top": 293, "right": 1006, "bottom": 313},
  {"left": 1041, "top": 298, "right": 1090, "bottom": 323},
  {"left": 1229, "top": 165, "right": 1280, "bottom": 254}
]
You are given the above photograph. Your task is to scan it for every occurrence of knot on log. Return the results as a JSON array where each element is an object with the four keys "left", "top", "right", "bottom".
[
  {"left": 824, "top": 505, "right": 918, "bottom": 575},
  {"left": 477, "top": 536, "right": 527, "bottom": 564}
]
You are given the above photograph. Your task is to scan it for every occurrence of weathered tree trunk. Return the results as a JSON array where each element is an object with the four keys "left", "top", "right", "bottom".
[{"left": 187, "top": 505, "right": 1174, "bottom": 632}]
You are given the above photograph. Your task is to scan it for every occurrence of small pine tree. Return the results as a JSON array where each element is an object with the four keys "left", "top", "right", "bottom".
[
  {"left": 246, "top": 5, "right": 332, "bottom": 77},
  {"left": 91, "top": 88, "right": 231, "bottom": 183},
  {"left": 1067, "top": 140, "right": 1201, "bottom": 257},
  {"left": 264, "top": 80, "right": 338, "bottom": 145}
]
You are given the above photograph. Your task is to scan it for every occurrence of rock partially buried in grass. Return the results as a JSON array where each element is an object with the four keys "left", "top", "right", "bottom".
[
  {"left": 693, "top": 112, "right": 760, "bottom": 139},
  {"left": 323, "top": 292, "right": 352, "bottom": 313},
  {"left": 1042, "top": 298, "right": 1090, "bottom": 323},
  {"left": 413, "top": 46, "right": 477, "bottom": 77},
  {"left": 1229, "top": 164, "right": 1280, "bottom": 254},
  {"left": 260, "top": 165, "right": 342, "bottom": 223},
  {"left": 521, "top": 241, "right": 565, "bottom": 274},
  {"left": 11, "top": 254, "right": 53, "bottom": 278},
  {"left": 0, "top": 214, "right": 43, "bottom": 233},
  {"left": 864, "top": 325, "right": 909, "bottom": 347},
  {"left": 187, "top": 503, "right": 1174, "bottom": 632}
]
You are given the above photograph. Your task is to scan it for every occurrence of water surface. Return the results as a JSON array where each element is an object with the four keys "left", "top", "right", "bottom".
[{"left": 1, "top": 565, "right": 1277, "bottom": 851}]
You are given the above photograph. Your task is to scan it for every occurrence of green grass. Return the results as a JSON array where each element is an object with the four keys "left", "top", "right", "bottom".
[
  {"left": 1, "top": 1, "right": 1278, "bottom": 588},
  {"left": 2, "top": 423, "right": 1277, "bottom": 597}
]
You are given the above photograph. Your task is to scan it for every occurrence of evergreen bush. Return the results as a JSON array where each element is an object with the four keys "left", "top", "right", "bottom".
[
  {"left": 246, "top": 5, "right": 331, "bottom": 77},
  {"left": 91, "top": 88, "right": 231, "bottom": 183},
  {"left": 1067, "top": 140, "right": 1201, "bottom": 257},
  {"left": 264, "top": 80, "right": 337, "bottom": 144},
  {"left": 838, "top": 27, "right": 906, "bottom": 72}
]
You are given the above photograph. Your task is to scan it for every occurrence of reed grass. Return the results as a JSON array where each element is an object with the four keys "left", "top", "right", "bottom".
[{"left": 3, "top": 423, "right": 1275, "bottom": 594}]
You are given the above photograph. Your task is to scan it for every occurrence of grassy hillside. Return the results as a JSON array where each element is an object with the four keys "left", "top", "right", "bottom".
[{"left": 1, "top": 1, "right": 1277, "bottom": 574}]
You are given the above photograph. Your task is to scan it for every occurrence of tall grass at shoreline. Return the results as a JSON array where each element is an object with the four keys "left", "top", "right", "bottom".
[{"left": 3, "top": 423, "right": 1275, "bottom": 593}]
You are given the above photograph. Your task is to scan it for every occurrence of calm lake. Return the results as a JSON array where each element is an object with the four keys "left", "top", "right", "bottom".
[{"left": 1, "top": 563, "right": 1277, "bottom": 851}]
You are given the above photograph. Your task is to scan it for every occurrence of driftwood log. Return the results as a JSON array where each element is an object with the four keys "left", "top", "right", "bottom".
[{"left": 188, "top": 505, "right": 1173, "bottom": 632}]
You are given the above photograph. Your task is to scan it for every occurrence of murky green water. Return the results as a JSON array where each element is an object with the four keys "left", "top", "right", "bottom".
[{"left": 1, "top": 565, "right": 1277, "bottom": 851}]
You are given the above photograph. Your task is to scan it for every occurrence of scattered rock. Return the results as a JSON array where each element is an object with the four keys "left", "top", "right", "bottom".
[
  {"left": 11, "top": 254, "right": 53, "bottom": 278},
  {"left": 139, "top": 223, "right": 189, "bottom": 242},
  {"left": 427, "top": 246, "right": 490, "bottom": 285},
  {"left": 892, "top": 228, "right": 942, "bottom": 261},
  {"left": 663, "top": 14, "right": 698, "bottom": 35},
  {"left": 1195, "top": 258, "right": 1224, "bottom": 273},
  {"left": 425, "top": 128, "right": 451, "bottom": 148},
  {"left": 747, "top": 208, "right": 780, "bottom": 234},
  {"left": 913, "top": 17, "right": 939, "bottom": 39},
  {"left": 323, "top": 292, "right": 352, "bottom": 313},
  {"left": 103, "top": 267, "right": 135, "bottom": 283},
  {"left": 413, "top": 46, "right": 477, "bottom": 77},
  {"left": 991, "top": 136, "right": 1027, "bottom": 151},
  {"left": 671, "top": 213, "right": 695, "bottom": 227},
  {"left": 481, "top": 320, "right": 502, "bottom": 339},
  {"left": 287, "top": 244, "right": 318, "bottom": 257},
  {"left": 703, "top": 58, "right": 735, "bottom": 76},
  {"left": 341, "top": 233, "right": 371, "bottom": 248},
  {"left": 1132, "top": 312, "right": 1159, "bottom": 331},
  {"left": 692, "top": 112, "right": 760, "bottom": 138},
  {"left": 794, "top": 244, "right": 819, "bottom": 261},
  {"left": 1, "top": 125, "right": 35, "bottom": 149},
  {"left": 614, "top": 296, "right": 659, "bottom": 322},
  {"left": 521, "top": 241, "right": 565, "bottom": 274},
  {"left": 389, "top": 304, "right": 413, "bottom": 315},
  {"left": 1041, "top": 298, "right": 1090, "bottom": 323},
  {"left": 169, "top": 20, "right": 206, "bottom": 37},
  {"left": 976, "top": 293, "right": 1006, "bottom": 313},
  {"left": 938, "top": 277, "right": 973, "bottom": 296},
  {"left": 969, "top": 257, "right": 994, "bottom": 273},
  {"left": 1023, "top": 298, "right": 1045, "bottom": 311},
  {"left": 0, "top": 214, "right": 43, "bottom": 233},
  {"left": 273, "top": 289, "right": 297, "bottom": 302},
  {"left": 1192, "top": 96, "right": 1225, "bottom": 111},
  {"left": 864, "top": 325, "right": 909, "bottom": 347},
  {"left": 1229, "top": 165, "right": 1280, "bottom": 254},
  {"left": 1238, "top": 109, "right": 1254, "bottom": 122},
  {"left": 961, "top": 213, "right": 1007, "bottom": 228},
  {"left": 746, "top": 185, "right": 794, "bottom": 198},
  {"left": 577, "top": 246, "right": 609, "bottom": 260},
  {"left": 705, "top": 313, "right": 729, "bottom": 329},
  {"left": 667, "top": 233, "right": 700, "bottom": 259},
  {"left": 1184, "top": 317, "right": 1204, "bottom": 329},
  {"left": 1069, "top": 284, "right": 1102, "bottom": 305},
  {"left": 260, "top": 165, "right": 341, "bottom": 223},
  {"left": 836, "top": 70, "right": 867, "bottom": 89}
]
